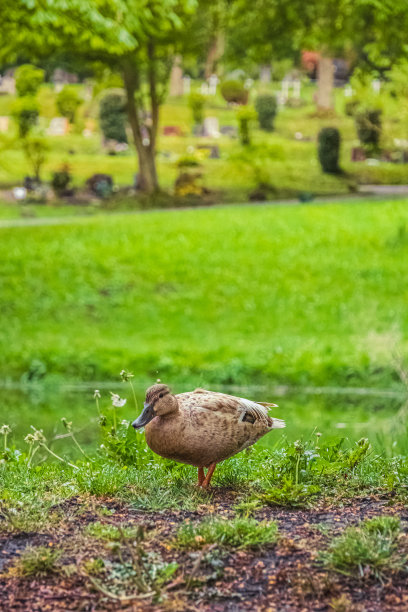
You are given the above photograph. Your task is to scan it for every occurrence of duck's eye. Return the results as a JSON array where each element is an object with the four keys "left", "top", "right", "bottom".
[{"left": 159, "top": 393, "right": 164, "bottom": 398}]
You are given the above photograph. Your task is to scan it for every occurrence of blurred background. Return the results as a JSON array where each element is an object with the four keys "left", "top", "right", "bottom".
[{"left": 0, "top": 0, "right": 407, "bottom": 454}]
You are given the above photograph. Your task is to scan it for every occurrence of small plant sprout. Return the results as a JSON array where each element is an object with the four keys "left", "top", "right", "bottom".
[
  {"left": 94, "top": 389, "right": 101, "bottom": 416},
  {"left": 61, "top": 417, "right": 92, "bottom": 462},
  {"left": 28, "top": 426, "right": 79, "bottom": 470},
  {"left": 120, "top": 369, "right": 139, "bottom": 412},
  {"left": 0, "top": 424, "right": 11, "bottom": 452}
]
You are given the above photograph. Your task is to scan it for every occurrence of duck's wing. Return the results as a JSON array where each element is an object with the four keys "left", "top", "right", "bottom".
[{"left": 176, "top": 389, "right": 285, "bottom": 429}]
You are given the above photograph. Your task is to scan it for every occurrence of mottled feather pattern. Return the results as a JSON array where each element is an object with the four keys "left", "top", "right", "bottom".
[{"left": 144, "top": 387, "right": 285, "bottom": 468}]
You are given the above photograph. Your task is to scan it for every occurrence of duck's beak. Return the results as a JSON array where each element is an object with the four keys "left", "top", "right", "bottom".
[{"left": 132, "top": 402, "right": 155, "bottom": 429}]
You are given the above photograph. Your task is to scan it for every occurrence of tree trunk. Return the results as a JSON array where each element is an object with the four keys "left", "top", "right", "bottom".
[
  {"left": 123, "top": 60, "right": 159, "bottom": 194},
  {"left": 316, "top": 56, "right": 334, "bottom": 110},
  {"left": 169, "top": 55, "right": 183, "bottom": 97},
  {"left": 204, "top": 31, "right": 225, "bottom": 79}
]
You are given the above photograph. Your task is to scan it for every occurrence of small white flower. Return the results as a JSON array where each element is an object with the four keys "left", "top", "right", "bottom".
[
  {"left": 93, "top": 390, "right": 101, "bottom": 399},
  {"left": 121, "top": 420, "right": 130, "bottom": 426},
  {"left": 110, "top": 393, "right": 127, "bottom": 408},
  {"left": 0, "top": 425, "right": 11, "bottom": 435},
  {"left": 24, "top": 433, "right": 36, "bottom": 445}
]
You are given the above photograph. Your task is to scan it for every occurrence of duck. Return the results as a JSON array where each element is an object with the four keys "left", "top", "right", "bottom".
[{"left": 132, "top": 383, "right": 285, "bottom": 488}]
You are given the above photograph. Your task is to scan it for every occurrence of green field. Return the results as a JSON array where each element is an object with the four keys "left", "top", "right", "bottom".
[{"left": 1, "top": 197, "right": 408, "bottom": 388}]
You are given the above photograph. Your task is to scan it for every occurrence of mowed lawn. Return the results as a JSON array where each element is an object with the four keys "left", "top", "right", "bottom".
[{"left": 1, "top": 198, "right": 408, "bottom": 386}]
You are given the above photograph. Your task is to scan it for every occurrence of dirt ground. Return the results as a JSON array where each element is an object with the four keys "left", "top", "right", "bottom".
[{"left": 1, "top": 490, "right": 407, "bottom": 611}]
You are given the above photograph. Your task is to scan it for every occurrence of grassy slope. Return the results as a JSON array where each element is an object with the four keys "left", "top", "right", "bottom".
[
  {"left": 1, "top": 82, "right": 408, "bottom": 201},
  {"left": 1, "top": 198, "right": 407, "bottom": 385}
]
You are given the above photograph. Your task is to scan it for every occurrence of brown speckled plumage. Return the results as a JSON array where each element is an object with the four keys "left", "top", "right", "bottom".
[{"left": 134, "top": 384, "right": 285, "bottom": 486}]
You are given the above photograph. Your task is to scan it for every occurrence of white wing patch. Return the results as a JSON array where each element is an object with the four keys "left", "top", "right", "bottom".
[{"left": 239, "top": 398, "right": 269, "bottom": 419}]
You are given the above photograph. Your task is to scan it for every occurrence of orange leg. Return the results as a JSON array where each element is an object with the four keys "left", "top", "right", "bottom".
[
  {"left": 197, "top": 467, "right": 205, "bottom": 486},
  {"left": 202, "top": 463, "right": 217, "bottom": 488}
]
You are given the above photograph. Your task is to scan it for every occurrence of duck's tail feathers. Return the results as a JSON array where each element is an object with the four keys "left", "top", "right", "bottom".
[{"left": 271, "top": 418, "right": 285, "bottom": 429}]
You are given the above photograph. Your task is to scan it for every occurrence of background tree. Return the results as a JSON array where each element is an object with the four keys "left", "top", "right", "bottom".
[{"left": 0, "top": 0, "right": 197, "bottom": 194}]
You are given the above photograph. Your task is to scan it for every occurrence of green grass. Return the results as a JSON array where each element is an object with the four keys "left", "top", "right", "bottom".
[
  {"left": 1, "top": 81, "right": 408, "bottom": 205},
  {"left": 17, "top": 545, "right": 62, "bottom": 577},
  {"left": 1, "top": 198, "right": 408, "bottom": 387},
  {"left": 321, "top": 516, "right": 407, "bottom": 580},
  {"left": 176, "top": 516, "right": 278, "bottom": 550},
  {"left": 86, "top": 521, "right": 140, "bottom": 542}
]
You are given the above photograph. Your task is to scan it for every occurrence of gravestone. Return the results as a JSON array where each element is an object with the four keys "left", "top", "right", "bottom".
[
  {"left": 203, "top": 117, "right": 219, "bottom": 138},
  {"left": 47, "top": 117, "right": 69, "bottom": 136},
  {"left": 183, "top": 75, "right": 191, "bottom": 95},
  {"left": 220, "top": 125, "right": 237, "bottom": 137},
  {"left": 260, "top": 65, "right": 271, "bottom": 83},
  {"left": 0, "top": 75, "right": 15, "bottom": 95},
  {"left": 344, "top": 85, "right": 353, "bottom": 97},
  {"left": 163, "top": 125, "right": 183, "bottom": 136},
  {"left": 0, "top": 116, "right": 9, "bottom": 132},
  {"left": 169, "top": 55, "right": 183, "bottom": 97},
  {"left": 372, "top": 79, "right": 381, "bottom": 93},
  {"left": 208, "top": 74, "right": 218, "bottom": 96}
]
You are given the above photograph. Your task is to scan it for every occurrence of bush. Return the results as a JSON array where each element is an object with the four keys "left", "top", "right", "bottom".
[
  {"left": 11, "top": 97, "right": 39, "bottom": 138},
  {"left": 255, "top": 94, "right": 278, "bottom": 131},
  {"left": 344, "top": 98, "right": 359, "bottom": 117},
  {"left": 188, "top": 92, "right": 206, "bottom": 126},
  {"left": 355, "top": 109, "right": 382, "bottom": 153},
  {"left": 51, "top": 165, "right": 72, "bottom": 195},
  {"left": 99, "top": 93, "right": 127, "bottom": 143},
  {"left": 56, "top": 85, "right": 82, "bottom": 123},
  {"left": 22, "top": 136, "right": 49, "bottom": 182},
  {"left": 15, "top": 64, "right": 45, "bottom": 97},
  {"left": 220, "top": 80, "right": 248, "bottom": 105},
  {"left": 236, "top": 106, "right": 257, "bottom": 146},
  {"left": 318, "top": 127, "right": 341, "bottom": 174}
]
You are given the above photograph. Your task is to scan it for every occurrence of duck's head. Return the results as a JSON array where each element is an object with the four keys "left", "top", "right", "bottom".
[{"left": 132, "top": 383, "right": 178, "bottom": 429}]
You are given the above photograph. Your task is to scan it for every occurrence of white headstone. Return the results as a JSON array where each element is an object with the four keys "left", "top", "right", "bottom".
[
  {"left": 183, "top": 75, "right": 191, "bottom": 95},
  {"left": 293, "top": 79, "right": 301, "bottom": 99},
  {"left": 281, "top": 80, "right": 289, "bottom": 101},
  {"left": 47, "top": 117, "right": 69, "bottom": 136},
  {"left": 203, "top": 117, "right": 219, "bottom": 138},
  {"left": 372, "top": 79, "right": 381, "bottom": 93},
  {"left": 260, "top": 65, "right": 271, "bottom": 83},
  {"left": 208, "top": 74, "right": 218, "bottom": 95},
  {"left": 344, "top": 85, "right": 353, "bottom": 97}
]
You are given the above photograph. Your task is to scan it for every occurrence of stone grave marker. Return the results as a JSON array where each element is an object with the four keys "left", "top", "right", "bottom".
[
  {"left": 203, "top": 117, "right": 219, "bottom": 138},
  {"left": 47, "top": 117, "right": 69, "bottom": 136}
]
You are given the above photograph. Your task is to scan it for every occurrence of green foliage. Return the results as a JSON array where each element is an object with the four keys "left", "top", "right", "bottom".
[
  {"left": 318, "top": 127, "right": 341, "bottom": 174},
  {"left": 18, "top": 545, "right": 62, "bottom": 577},
  {"left": 176, "top": 516, "right": 278, "bottom": 550},
  {"left": 321, "top": 516, "right": 406, "bottom": 580},
  {"left": 188, "top": 91, "right": 206, "bottom": 125},
  {"left": 355, "top": 109, "right": 382, "bottom": 154},
  {"left": 86, "top": 521, "right": 140, "bottom": 541},
  {"left": 15, "top": 64, "right": 44, "bottom": 98},
  {"left": 236, "top": 105, "right": 257, "bottom": 146},
  {"left": 51, "top": 166, "right": 72, "bottom": 195},
  {"left": 11, "top": 97, "right": 39, "bottom": 138},
  {"left": 22, "top": 136, "right": 49, "bottom": 181},
  {"left": 56, "top": 85, "right": 82, "bottom": 123},
  {"left": 258, "top": 480, "right": 321, "bottom": 508},
  {"left": 220, "top": 80, "right": 248, "bottom": 105},
  {"left": 255, "top": 94, "right": 277, "bottom": 131},
  {"left": 99, "top": 93, "right": 128, "bottom": 143}
]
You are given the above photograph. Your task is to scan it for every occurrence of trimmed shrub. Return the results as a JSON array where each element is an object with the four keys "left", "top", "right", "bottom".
[
  {"left": 99, "top": 93, "right": 127, "bottom": 143},
  {"left": 236, "top": 106, "right": 257, "bottom": 146},
  {"left": 22, "top": 136, "right": 49, "bottom": 182},
  {"left": 318, "top": 127, "right": 341, "bottom": 174},
  {"left": 355, "top": 109, "right": 382, "bottom": 153},
  {"left": 15, "top": 64, "right": 45, "bottom": 97},
  {"left": 51, "top": 165, "right": 72, "bottom": 195},
  {"left": 11, "top": 97, "right": 39, "bottom": 138},
  {"left": 188, "top": 92, "right": 206, "bottom": 126},
  {"left": 56, "top": 85, "right": 82, "bottom": 123},
  {"left": 220, "top": 80, "right": 248, "bottom": 105},
  {"left": 255, "top": 94, "right": 278, "bottom": 131}
]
